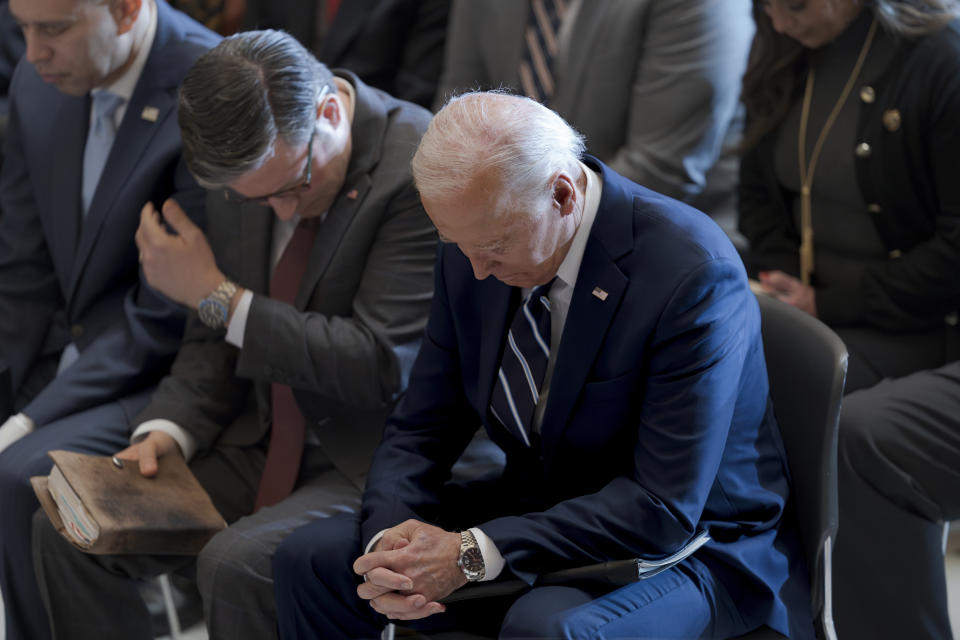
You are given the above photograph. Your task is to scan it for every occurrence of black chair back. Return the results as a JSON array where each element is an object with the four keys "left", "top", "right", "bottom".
[{"left": 754, "top": 294, "right": 847, "bottom": 640}]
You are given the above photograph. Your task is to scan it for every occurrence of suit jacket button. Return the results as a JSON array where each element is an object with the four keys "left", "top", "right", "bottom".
[
  {"left": 888, "top": 249, "right": 903, "bottom": 259},
  {"left": 71, "top": 325, "right": 84, "bottom": 339},
  {"left": 867, "top": 203, "right": 882, "bottom": 214},
  {"left": 855, "top": 143, "right": 872, "bottom": 158},
  {"left": 860, "top": 86, "right": 876, "bottom": 103}
]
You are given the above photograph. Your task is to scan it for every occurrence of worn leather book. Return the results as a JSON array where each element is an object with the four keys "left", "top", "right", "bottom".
[{"left": 31, "top": 450, "right": 226, "bottom": 555}]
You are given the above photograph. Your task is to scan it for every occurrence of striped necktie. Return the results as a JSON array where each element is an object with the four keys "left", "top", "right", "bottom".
[
  {"left": 490, "top": 280, "right": 554, "bottom": 446},
  {"left": 518, "top": 0, "right": 565, "bottom": 103}
]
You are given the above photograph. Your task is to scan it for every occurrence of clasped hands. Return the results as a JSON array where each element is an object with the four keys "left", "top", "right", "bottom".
[
  {"left": 353, "top": 519, "right": 468, "bottom": 621},
  {"left": 757, "top": 270, "right": 817, "bottom": 317},
  {"left": 135, "top": 198, "right": 226, "bottom": 309}
]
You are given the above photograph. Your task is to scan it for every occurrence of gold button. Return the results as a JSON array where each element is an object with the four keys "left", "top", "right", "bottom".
[
  {"left": 855, "top": 143, "right": 872, "bottom": 158},
  {"left": 888, "top": 249, "right": 903, "bottom": 259},
  {"left": 883, "top": 109, "right": 902, "bottom": 132},
  {"left": 860, "top": 86, "right": 876, "bottom": 103},
  {"left": 867, "top": 203, "right": 882, "bottom": 214},
  {"left": 71, "top": 325, "right": 84, "bottom": 339}
]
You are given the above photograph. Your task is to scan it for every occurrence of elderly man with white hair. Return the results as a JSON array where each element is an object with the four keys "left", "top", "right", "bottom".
[{"left": 270, "top": 91, "right": 815, "bottom": 640}]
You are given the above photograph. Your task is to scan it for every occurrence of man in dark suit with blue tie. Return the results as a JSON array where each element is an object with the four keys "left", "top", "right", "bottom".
[
  {"left": 0, "top": 1, "right": 218, "bottom": 638},
  {"left": 272, "top": 92, "right": 815, "bottom": 639}
]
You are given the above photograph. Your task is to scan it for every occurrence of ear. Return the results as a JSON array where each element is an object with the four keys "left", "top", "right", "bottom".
[
  {"left": 551, "top": 172, "right": 577, "bottom": 217},
  {"left": 112, "top": 0, "right": 142, "bottom": 36},
  {"left": 317, "top": 92, "right": 342, "bottom": 130}
]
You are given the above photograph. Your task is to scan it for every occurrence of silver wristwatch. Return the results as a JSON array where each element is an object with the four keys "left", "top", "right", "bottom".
[
  {"left": 197, "top": 279, "right": 238, "bottom": 329},
  {"left": 457, "top": 529, "right": 485, "bottom": 582}
]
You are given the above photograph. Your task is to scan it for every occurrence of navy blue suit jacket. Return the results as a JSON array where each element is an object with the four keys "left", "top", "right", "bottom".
[
  {"left": 0, "top": 3, "right": 220, "bottom": 425},
  {"left": 361, "top": 158, "right": 812, "bottom": 637}
]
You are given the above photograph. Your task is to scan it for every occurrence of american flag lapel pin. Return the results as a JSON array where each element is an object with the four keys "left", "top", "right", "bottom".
[
  {"left": 346, "top": 189, "right": 359, "bottom": 200},
  {"left": 141, "top": 106, "right": 160, "bottom": 122},
  {"left": 592, "top": 286, "right": 608, "bottom": 301}
]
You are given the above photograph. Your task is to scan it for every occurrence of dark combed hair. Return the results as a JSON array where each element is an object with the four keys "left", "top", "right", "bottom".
[{"left": 177, "top": 29, "right": 336, "bottom": 187}]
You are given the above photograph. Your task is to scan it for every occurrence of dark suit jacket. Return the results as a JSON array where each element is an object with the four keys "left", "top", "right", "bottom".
[
  {"left": 242, "top": 0, "right": 449, "bottom": 108},
  {"left": 0, "top": 0, "right": 23, "bottom": 160},
  {"left": 137, "top": 73, "right": 437, "bottom": 491},
  {"left": 361, "top": 158, "right": 812, "bottom": 637},
  {"left": 0, "top": 2, "right": 220, "bottom": 424},
  {"left": 739, "top": 19, "right": 960, "bottom": 333}
]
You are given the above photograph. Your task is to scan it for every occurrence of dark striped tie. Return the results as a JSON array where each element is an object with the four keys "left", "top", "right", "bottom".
[
  {"left": 518, "top": 0, "right": 565, "bottom": 103},
  {"left": 490, "top": 281, "right": 554, "bottom": 446}
]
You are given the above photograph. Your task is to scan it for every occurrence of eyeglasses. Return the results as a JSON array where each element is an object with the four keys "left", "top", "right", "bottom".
[
  {"left": 223, "top": 125, "right": 316, "bottom": 206},
  {"left": 223, "top": 85, "right": 331, "bottom": 206}
]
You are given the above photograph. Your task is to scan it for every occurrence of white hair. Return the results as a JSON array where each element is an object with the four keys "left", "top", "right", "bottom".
[{"left": 411, "top": 92, "right": 586, "bottom": 215}]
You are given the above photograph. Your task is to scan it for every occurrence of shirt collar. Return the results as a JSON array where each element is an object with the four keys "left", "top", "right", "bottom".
[{"left": 555, "top": 161, "right": 602, "bottom": 291}]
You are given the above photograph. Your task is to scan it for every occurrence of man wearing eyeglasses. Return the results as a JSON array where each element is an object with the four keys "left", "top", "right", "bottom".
[{"left": 30, "top": 29, "right": 437, "bottom": 640}]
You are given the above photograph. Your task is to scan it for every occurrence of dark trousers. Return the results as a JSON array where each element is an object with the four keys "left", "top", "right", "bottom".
[
  {"left": 0, "top": 388, "right": 151, "bottom": 640},
  {"left": 272, "top": 512, "right": 752, "bottom": 640},
  {"left": 834, "top": 361, "right": 960, "bottom": 639}
]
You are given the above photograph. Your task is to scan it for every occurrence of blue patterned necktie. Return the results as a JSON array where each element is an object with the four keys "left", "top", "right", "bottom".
[
  {"left": 490, "top": 280, "right": 554, "bottom": 446},
  {"left": 81, "top": 91, "right": 124, "bottom": 216},
  {"left": 518, "top": 0, "right": 565, "bottom": 103}
]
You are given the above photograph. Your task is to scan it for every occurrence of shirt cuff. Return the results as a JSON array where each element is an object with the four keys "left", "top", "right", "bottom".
[
  {"left": 471, "top": 527, "right": 505, "bottom": 581},
  {"left": 365, "top": 529, "right": 387, "bottom": 554},
  {"left": 131, "top": 419, "right": 199, "bottom": 461},
  {"left": 225, "top": 289, "right": 254, "bottom": 348}
]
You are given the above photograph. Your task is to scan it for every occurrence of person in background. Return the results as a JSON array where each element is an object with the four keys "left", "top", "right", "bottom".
[
  {"left": 0, "top": 0, "right": 25, "bottom": 170},
  {"left": 435, "top": 0, "right": 754, "bottom": 242},
  {"left": 738, "top": 0, "right": 960, "bottom": 637},
  {"left": 738, "top": 0, "right": 960, "bottom": 393},
  {"left": 32, "top": 30, "right": 436, "bottom": 640},
  {"left": 241, "top": 0, "right": 450, "bottom": 109},
  {"left": 271, "top": 91, "right": 813, "bottom": 640},
  {"left": 0, "top": 1, "right": 218, "bottom": 638}
]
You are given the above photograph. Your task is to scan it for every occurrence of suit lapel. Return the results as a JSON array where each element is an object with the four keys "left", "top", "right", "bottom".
[
  {"left": 550, "top": 3, "right": 605, "bottom": 114},
  {"left": 295, "top": 173, "right": 372, "bottom": 308},
  {"left": 68, "top": 2, "right": 181, "bottom": 300},
  {"left": 40, "top": 96, "right": 88, "bottom": 288},
  {"left": 540, "top": 160, "right": 634, "bottom": 459}
]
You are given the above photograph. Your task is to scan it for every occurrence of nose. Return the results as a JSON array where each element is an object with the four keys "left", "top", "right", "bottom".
[
  {"left": 467, "top": 253, "right": 497, "bottom": 281},
  {"left": 23, "top": 29, "right": 53, "bottom": 65},
  {"left": 269, "top": 196, "right": 299, "bottom": 221}
]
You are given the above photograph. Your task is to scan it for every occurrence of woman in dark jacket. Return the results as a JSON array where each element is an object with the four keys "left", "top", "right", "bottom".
[
  {"left": 739, "top": 0, "right": 960, "bottom": 392},
  {"left": 741, "top": 2, "right": 960, "bottom": 638}
]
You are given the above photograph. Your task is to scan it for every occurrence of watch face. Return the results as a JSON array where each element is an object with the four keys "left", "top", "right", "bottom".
[
  {"left": 198, "top": 299, "right": 227, "bottom": 328},
  {"left": 459, "top": 547, "right": 485, "bottom": 580}
]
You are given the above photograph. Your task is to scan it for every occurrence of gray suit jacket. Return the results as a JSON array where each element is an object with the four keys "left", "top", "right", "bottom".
[
  {"left": 437, "top": 0, "right": 753, "bottom": 215},
  {"left": 136, "top": 73, "right": 437, "bottom": 490}
]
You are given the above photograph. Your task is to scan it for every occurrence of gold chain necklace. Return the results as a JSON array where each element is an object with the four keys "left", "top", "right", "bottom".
[{"left": 797, "top": 13, "right": 880, "bottom": 286}]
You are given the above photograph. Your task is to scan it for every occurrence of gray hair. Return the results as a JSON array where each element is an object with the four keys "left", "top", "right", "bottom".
[
  {"left": 411, "top": 92, "right": 586, "bottom": 214},
  {"left": 177, "top": 30, "right": 336, "bottom": 188},
  {"left": 873, "top": 0, "right": 960, "bottom": 37}
]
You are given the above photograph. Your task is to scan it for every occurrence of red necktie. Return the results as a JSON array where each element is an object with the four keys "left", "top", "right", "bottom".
[
  {"left": 326, "top": 0, "right": 341, "bottom": 24},
  {"left": 254, "top": 217, "right": 320, "bottom": 511}
]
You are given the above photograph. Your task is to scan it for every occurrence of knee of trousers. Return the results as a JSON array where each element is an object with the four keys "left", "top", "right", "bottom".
[
  {"left": 0, "top": 453, "right": 49, "bottom": 525},
  {"left": 195, "top": 523, "right": 274, "bottom": 601},
  {"left": 273, "top": 514, "right": 360, "bottom": 595}
]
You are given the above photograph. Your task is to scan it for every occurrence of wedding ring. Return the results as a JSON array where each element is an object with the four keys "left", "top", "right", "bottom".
[{"left": 112, "top": 456, "right": 124, "bottom": 469}]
